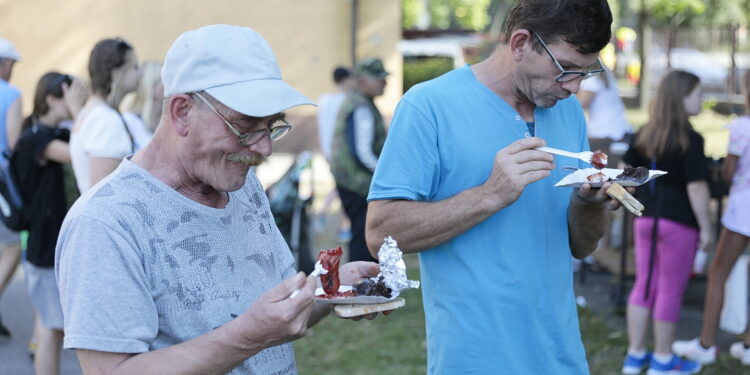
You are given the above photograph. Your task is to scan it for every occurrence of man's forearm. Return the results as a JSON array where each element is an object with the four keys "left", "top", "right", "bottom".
[
  {"left": 307, "top": 302, "right": 333, "bottom": 328},
  {"left": 567, "top": 192, "right": 607, "bottom": 259},
  {"left": 366, "top": 185, "right": 504, "bottom": 255},
  {"left": 81, "top": 316, "right": 269, "bottom": 375}
]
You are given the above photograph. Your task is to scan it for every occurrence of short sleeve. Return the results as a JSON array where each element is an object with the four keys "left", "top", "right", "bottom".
[
  {"left": 56, "top": 215, "right": 157, "bottom": 353},
  {"left": 728, "top": 118, "right": 750, "bottom": 157},
  {"left": 368, "top": 99, "right": 440, "bottom": 202},
  {"left": 80, "top": 108, "right": 133, "bottom": 159},
  {"left": 18, "top": 130, "right": 55, "bottom": 166},
  {"left": 684, "top": 132, "right": 709, "bottom": 183}
]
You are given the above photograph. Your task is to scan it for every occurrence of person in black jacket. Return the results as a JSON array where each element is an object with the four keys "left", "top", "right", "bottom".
[{"left": 14, "top": 71, "right": 86, "bottom": 375}]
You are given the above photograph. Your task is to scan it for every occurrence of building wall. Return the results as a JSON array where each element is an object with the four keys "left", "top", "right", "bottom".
[{"left": 0, "top": 0, "right": 402, "bottom": 116}]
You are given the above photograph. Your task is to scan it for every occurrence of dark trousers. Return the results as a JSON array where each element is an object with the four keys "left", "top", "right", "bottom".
[{"left": 336, "top": 186, "right": 377, "bottom": 263}]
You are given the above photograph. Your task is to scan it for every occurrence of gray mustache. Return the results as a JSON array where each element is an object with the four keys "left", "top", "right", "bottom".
[{"left": 226, "top": 153, "right": 266, "bottom": 166}]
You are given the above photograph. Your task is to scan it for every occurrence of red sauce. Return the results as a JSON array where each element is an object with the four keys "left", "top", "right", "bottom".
[
  {"left": 319, "top": 247, "right": 343, "bottom": 295},
  {"left": 591, "top": 150, "right": 608, "bottom": 170},
  {"left": 315, "top": 290, "right": 357, "bottom": 299}
]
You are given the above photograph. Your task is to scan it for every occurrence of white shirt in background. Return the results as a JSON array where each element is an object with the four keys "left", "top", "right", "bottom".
[
  {"left": 579, "top": 70, "right": 632, "bottom": 140},
  {"left": 70, "top": 103, "right": 133, "bottom": 193},
  {"left": 122, "top": 112, "right": 154, "bottom": 151},
  {"left": 317, "top": 91, "right": 346, "bottom": 161}
]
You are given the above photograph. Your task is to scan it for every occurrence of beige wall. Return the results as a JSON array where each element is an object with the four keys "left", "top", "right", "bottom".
[{"left": 0, "top": 0, "right": 402, "bottom": 116}]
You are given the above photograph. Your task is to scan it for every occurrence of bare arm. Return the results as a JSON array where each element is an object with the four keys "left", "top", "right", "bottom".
[
  {"left": 77, "top": 272, "right": 317, "bottom": 375},
  {"left": 43, "top": 140, "right": 71, "bottom": 164},
  {"left": 567, "top": 182, "right": 632, "bottom": 259},
  {"left": 721, "top": 154, "right": 739, "bottom": 186},
  {"left": 687, "top": 180, "right": 713, "bottom": 251},
  {"left": 5, "top": 97, "right": 21, "bottom": 149},
  {"left": 366, "top": 137, "right": 554, "bottom": 255},
  {"left": 89, "top": 157, "right": 123, "bottom": 186}
]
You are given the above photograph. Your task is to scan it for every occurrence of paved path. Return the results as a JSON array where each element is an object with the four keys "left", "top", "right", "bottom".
[{"left": 0, "top": 267, "right": 81, "bottom": 375}]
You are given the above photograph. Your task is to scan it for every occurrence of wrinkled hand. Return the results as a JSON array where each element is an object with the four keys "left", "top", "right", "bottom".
[
  {"left": 62, "top": 77, "right": 90, "bottom": 118},
  {"left": 481, "top": 137, "right": 554, "bottom": 209},
  {"left": 338, "top": 261, "right": 390, "bottom": 321},
  {"left": 238, "top": 272, "right": 316, "bottom": 349},
  {"left": 576, "top": 181, "right": 636, "bottom": 211}
]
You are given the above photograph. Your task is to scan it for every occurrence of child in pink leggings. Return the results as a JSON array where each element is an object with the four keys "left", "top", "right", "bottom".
[
  {"left": 629, "top": 217, "right": 699, "bottom": 322},
  {"left": 621, "top": 70, "right": 710, "bottom": 375}
]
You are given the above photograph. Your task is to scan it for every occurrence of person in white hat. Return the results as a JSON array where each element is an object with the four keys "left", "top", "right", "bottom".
[
  {"left": 0, "top": 37, "right": 23, "bottom": 339},
  {"left": 56, "top": 25, "right": 382, "bottom": 374}
]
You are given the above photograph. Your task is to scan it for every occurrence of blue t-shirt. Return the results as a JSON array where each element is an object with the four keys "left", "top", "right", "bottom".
[
  {"left": 0, "top": 80, "right": 21, "bottom": 153},
  {"left": 368, "top": 66, "right": 591, "bottom": 374}
]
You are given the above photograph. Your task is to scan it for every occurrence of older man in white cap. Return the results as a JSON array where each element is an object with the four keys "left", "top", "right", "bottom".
[
  {"left": 0, "top": 37, "right": 22, "bottom": 338},
  {"left": 56, "top": 25, "right": 381, "bottom": 374}
]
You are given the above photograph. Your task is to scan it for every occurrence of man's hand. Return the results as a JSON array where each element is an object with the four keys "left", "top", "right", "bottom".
[
  {"left": 237, "top": 272, "right": 316, "bottom": 350},
  {"left": 576, "top": 181, "right": 636, "bottom": 210},
  {"left": 338, "top": 261, "right": 389, "bottom": 321},
  {"left": 480, "top": 137, "right": 554, "bottom": 210}
]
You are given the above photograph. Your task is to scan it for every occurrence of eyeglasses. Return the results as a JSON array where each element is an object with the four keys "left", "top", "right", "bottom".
[
  {"left": 192, "top": 92, "right": 291, "bottom": 146},
  {"left": 532, "top": 32, "right": 605, "bottom": 82}
]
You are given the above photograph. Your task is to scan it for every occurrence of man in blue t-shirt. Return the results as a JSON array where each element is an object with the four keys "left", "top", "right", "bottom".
[
  {"left": 366, "top": 1, "right": 620, "bottom": 373},
  {"left": 0, "top": 37, "right": 22, "bottom": 338}
]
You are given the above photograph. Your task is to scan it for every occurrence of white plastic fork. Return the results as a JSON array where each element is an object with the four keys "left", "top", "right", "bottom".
[
  {"left": 537, "top": 147, "right": 593, "bottom": 164},
  {"left": 289, "top": 261, "right": 328, "bottom": 299}
]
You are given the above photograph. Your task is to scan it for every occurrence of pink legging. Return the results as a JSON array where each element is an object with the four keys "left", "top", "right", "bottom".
[{"left": 628, "top": 217, "right": 699, "bottom": 322}]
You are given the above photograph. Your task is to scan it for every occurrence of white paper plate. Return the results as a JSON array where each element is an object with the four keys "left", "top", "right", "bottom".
[
  {"left": 554, "top": 168, "right": 668, "bottom": 188},
  {"left": 314, "top": 286, "right": 398, "bottom": 305}
]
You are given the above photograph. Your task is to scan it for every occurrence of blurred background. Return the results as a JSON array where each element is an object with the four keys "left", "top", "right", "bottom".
[{"left": 1, "top": 1, "right": 749, "bottom": 374}]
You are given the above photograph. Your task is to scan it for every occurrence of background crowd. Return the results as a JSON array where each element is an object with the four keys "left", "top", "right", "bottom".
[{"left": 0, "top": 1, "right": 749, "bottom": 374}]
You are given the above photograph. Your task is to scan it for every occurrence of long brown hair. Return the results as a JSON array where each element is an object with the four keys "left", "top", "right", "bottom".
[
  {"left": 20, "top": 72, "right": 72, "bottom": 132},
  {"left": 634, "top": 70, "right": 700, "bottom": 159}
]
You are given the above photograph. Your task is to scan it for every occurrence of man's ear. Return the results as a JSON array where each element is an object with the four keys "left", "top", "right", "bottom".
[
  {"left": 168, "top": 94, "right": 192, "bottom": 137},
  {"left": 508, "top": 29, "right": 533, "bottom": 62}
]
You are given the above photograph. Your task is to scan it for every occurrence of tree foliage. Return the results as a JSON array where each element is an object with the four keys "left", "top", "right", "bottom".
[{"left": 403, "top": 0, "right": 492, "bottom": 31}]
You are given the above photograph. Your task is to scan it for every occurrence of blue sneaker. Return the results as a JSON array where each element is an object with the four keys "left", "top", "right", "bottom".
[
  {"left": 623, "top": 352, "right": 651, "bottom": 374},
  {"left": 647, "top": 355, "right": 701, "bottom": 375}
]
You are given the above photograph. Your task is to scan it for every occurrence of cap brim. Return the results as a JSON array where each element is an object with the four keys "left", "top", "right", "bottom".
[{"left": 206, "top": 79, "right": 315, "bottom": 117}]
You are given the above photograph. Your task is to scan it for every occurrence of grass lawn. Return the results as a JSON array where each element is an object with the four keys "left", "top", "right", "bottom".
[{"left": 295, "top": 255, "right": 750, "bottom": 374}]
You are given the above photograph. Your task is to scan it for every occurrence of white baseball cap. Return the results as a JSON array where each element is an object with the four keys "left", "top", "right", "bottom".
[
  {"left": 162, "top": 24, "right": 314, "bottom": 117},
  {"left": 0, "top": 38, "right": 21, "bottom": 61}
]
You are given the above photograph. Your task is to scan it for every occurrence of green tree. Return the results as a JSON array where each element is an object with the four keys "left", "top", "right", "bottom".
[{"left": 402, "top": 0, "right": 492, "bottom": 31}]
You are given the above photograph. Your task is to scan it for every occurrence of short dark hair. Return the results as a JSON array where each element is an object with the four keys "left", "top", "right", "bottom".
[
  {"left": 88, "top": 38, "right": 133, "bottom": 96},
  {"left": 504, "top": 0, "right": 612, "bottom": 55},
  {"left": 332, "top": 66, "right": 351, "bottom": 84}
]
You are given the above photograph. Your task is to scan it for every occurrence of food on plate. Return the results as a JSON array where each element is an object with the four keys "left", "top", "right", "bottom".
[
  {"left": 354, "top": 275, "right": 392, "bottom": 298},
  {"left": 318, "top": 247, "right": 343, "bottom": 296},
  {"left": 587, "top": 172, "right": 609, "bottom": 183},
  {"left": 591, "top": 149, "right": 608, "bottom": 169},
  {"left": 615, "top": 166, "right": 649, "bottom": 183}
]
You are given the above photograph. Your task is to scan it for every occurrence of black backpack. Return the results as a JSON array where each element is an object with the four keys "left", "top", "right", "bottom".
[{"left": 0, "top": 148, "right": 28, "bottom": 231}]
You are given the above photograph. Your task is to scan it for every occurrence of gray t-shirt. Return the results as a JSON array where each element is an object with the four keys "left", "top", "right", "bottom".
[{"left": 56, "top": 159, "right": 298, "bottom": 374}]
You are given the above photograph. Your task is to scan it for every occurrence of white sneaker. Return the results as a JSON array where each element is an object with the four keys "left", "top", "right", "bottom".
[
  {"left": 730, "top": 341, "right": 750, "bottom": 365},
  {"left": 672, "top": 338, "right": 716, "bottom": 364}
]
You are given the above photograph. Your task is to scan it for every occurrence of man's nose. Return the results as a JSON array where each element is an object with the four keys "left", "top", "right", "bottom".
[
  {"left": 561, "top": 78, "right": 583, "bottom": 94},
  {"left": 247, "top": 134, "right": 273, "bottom": 157}
]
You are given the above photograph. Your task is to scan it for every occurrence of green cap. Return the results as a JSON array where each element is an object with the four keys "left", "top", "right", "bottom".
[{"left": 354, "top": 58, "right": 389, "bottom": 78}]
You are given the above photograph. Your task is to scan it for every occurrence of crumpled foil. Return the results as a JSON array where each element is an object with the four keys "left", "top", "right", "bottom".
[{"left": 377, "top": 236, "right": 420, "bottom": 294}]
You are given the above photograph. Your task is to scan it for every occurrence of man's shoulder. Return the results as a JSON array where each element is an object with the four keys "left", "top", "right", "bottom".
[{"left": 66, "top": 163, "right": 159, "bottom": 224}]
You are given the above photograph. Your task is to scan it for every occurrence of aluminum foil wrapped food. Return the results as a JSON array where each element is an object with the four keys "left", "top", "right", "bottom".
[{"left": 376, "top": 236, "right": 420, "bottom": 293}]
